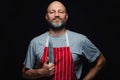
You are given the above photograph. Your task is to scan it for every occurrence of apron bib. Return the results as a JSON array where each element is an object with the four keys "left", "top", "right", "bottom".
[{"left": 40, "top": 32, "right": 77, "bottom": 80}]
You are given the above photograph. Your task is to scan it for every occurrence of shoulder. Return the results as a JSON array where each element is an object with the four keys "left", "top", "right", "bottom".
[
  {"left": 67, "top": 30, "right": 87, "bottom": 41},
  {"left": 30, "top": 32, "right": 48, "bottom": 45}
]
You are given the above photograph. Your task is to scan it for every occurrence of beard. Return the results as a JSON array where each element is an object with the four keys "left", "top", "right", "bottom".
[
  {"left": 48, "top": 21, "right": 66, "bottom": 31},
  {"left": 51, "top": 22, "right": 63, "bottom": 28}
]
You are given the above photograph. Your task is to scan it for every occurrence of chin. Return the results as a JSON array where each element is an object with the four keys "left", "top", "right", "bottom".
[{"left": 50, "top": 25, "right": 65, "bottom": 31}]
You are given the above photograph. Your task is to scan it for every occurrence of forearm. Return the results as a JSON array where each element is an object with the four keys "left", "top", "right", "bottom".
[
  {"left": 22, "top": 63, "right": 55, "bottom": 79},
  {"left": 83, "top": 54, "right": 106, "bottom": 80},
  {"left": 22, "top": 67, "right": 44, "bottom": 79},
  {"left": 83, "top": 64, "right": 102, "bottom": 80}
]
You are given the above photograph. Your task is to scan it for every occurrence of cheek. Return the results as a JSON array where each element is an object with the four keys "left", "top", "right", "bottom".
[
  {"left": 47, "top": 17, "right": 53, "bottom": 22},
  {"left": 46, "top": 14, "right": 52, "bottom": 18},
  {"left": 61, "top": 15, "right": 68, "bottom": 19},
  {"left": 62, "top": 16, "right": 67, "bottom": 21},
  {"left": 48, "top": 16, "right": 55, "bottom": 21}
]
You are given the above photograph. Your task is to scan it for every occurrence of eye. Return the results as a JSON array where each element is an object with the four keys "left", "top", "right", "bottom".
[
  {"left": 59, "top": 11, "right": 64, "bottom": 13},
  {"left": 59, "top": 12, "right": 64, "bottom": 13},
  {"left": 48, "top": 11, "right": 55, "bottom": 14}
]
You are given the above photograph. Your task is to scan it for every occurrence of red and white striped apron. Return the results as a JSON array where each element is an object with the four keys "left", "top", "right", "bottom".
[{"left": 40, "top": 33, "right": 77, "bottom": 80}]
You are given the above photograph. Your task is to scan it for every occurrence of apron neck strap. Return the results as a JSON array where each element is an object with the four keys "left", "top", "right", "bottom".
[
  {"left": 66, "top": 32, "right": 69, "bottom": 46},
  {"left": 46, "top": 36, "right": 49, "bottom": 47},
  {"left": 46, "top": 31, "right": 69, "bottom": 47}
]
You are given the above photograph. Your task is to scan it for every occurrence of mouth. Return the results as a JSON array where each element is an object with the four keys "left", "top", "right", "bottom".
[
  {"left": 53, "top": 19, "right": 61, "bottom": 23},
  {"left": 55, "top": 19, "right": 60, "bottom": 21},
  {"left": 53, "top": 17, "right": 62, "bottom": 20}
]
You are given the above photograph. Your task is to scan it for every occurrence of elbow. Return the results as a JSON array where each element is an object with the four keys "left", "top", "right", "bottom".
[
  {"left": 96, "top": 54, "right": 106, "bottom": 68},
  {"left": 22, "top": 67, "right": 31, "bottom": 79},
  {"left": 22, "top": 67, "right": 27, "bottom": 79},
  {"left": 102, "top": 54, "right": 106, "bottom": 65},
  {"left": 102, "top": 56, "right": 106, "bottom": 65}
]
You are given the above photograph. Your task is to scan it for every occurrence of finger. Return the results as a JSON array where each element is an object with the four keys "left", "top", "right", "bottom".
[
  {"left": 48, "top": 63, "right": 54, "bottom": 69},
  {"left": 49, "top": 65, "right": 55, "bottom": 70},
  {"left": 49, "top": 63, "right": 54, "bottom": 66},
  {"left": 45, "top": 57, "right": 49, "bottom": 64}
]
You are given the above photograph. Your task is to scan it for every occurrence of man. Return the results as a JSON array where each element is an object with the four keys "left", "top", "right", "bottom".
[{"left": 22, "top": 1, "right": 106, "bottom": 80}]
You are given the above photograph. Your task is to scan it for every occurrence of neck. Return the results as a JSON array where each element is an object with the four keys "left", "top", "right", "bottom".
[{"left": 49, "top": 28, "right": 66, "bottom": 37}]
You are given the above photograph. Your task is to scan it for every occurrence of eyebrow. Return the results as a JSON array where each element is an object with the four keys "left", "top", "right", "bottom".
[{"left": 48, "top": 9, "right": 66, "bottom": 12}]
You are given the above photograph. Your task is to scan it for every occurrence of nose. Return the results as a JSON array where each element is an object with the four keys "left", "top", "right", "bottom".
[{"left": 55, "top": 12, "right": 59, "bottom": 17}]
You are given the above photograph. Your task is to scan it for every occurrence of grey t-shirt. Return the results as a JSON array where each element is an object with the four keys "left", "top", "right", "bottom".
[{"left": 23, "top": 30, "right": 100, "bottom": 79}]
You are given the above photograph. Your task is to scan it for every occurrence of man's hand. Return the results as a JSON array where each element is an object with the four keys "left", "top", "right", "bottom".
[{"left": 39, "top": 57, "right": 55, "bottom": 77}]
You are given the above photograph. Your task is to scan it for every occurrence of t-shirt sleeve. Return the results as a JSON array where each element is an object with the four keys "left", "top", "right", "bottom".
[
  {"left": 23, "top": 40, "right": 36, "bottom": 69},
  {"left": 82, "top": 37, "right": 100, "bottom": 63}
]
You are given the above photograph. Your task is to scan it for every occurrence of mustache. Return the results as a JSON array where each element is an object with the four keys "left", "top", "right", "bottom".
[{"left": 53, "top": 17, "right": 62, "bottom": 20}]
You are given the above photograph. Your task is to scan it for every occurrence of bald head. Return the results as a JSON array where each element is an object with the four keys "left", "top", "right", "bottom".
[
  {"left": 45, "top": 1, "right": 68, "bottom": 30},
  {"left": 47, "top": 1, "right": 67, "bottom": 13}
]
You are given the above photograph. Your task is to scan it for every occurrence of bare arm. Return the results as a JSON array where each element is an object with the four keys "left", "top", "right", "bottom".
[
  {"left": 22, "top": 59, "right": 55, "bottom": 79},
  {"left": 83, "top": 53, "right": 106, "bottom": 80}
]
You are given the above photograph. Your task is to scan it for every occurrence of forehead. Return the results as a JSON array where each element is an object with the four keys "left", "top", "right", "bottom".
[{"left": 47, "top": 1, "right": 66, "bottom": 11}]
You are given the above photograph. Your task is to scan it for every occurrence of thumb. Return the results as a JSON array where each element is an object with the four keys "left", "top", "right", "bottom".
[{"left": 45, "top": 57, "right": 49, "bottom": 64}]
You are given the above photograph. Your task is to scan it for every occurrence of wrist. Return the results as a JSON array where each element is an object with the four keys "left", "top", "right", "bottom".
[
  {"left": 83, "top": 76, "right": 91, "bottom": 80},
  {"left": 37, "top": 68, "right": 45, "bottom": 77}
]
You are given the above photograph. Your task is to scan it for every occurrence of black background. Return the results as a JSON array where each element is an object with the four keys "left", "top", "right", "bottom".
[{"left": 1, "top": 0, "right": 120, "bottom": 80}]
